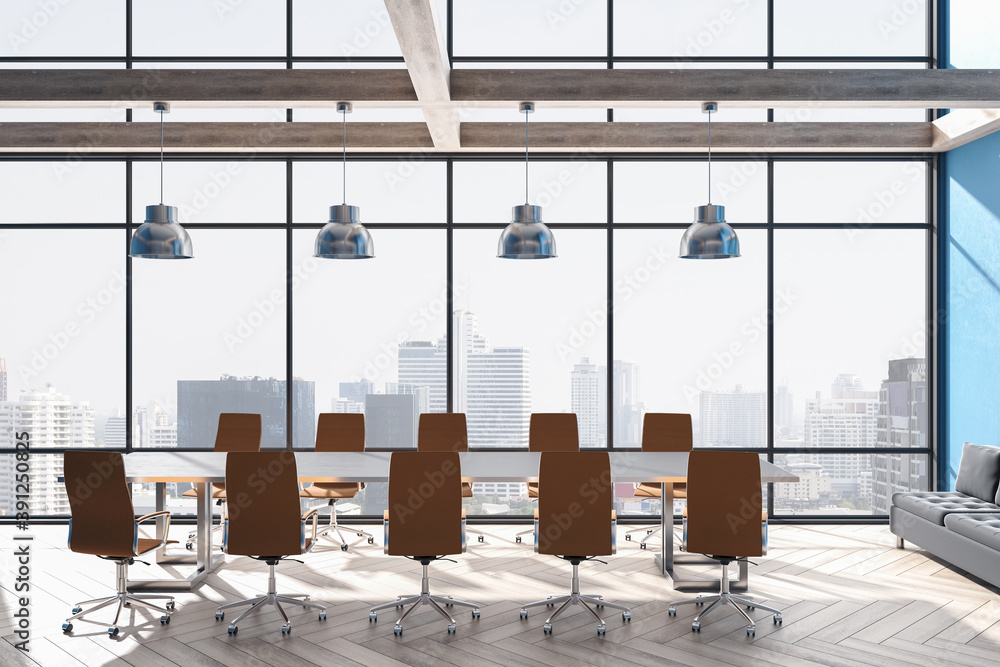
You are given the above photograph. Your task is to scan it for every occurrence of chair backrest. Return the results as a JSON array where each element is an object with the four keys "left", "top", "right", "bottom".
[
  {"left": 386, "top": 451, "right": 463, "bottom": 557},
  {"left": 315, "top": 413, "right": 365, "bottom": 452},
  {"left": 224, "top": 451, "right": 302, "bottom": 557},
  {"left": 64, "top": 451, "right": 136, "bottom": 556},
  {"left": 417, "top": 413, "right": 468, "bottom": 452},
  {"left": 529, "top": 413, "right": 580, "bottom": 452},
  {"left": 686, "top": 451, "right": 762, "bottom": 558},
  {"left": 641, "top": 413, "right": 693, "bottom": 452},
  {"left": 215, "top": 413, "right": 262, "bottom": 452},
  {"left": 537, "top": 452, "right": 613, "bottom": 557}
]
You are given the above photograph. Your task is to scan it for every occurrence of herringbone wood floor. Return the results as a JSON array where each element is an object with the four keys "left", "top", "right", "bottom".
[{"left": 4, "top": 523, "right": 1000, "bottom": 666}]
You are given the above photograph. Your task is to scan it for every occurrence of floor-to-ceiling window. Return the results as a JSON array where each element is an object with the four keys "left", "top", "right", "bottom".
[{"left": 0, "top": 0, "right": 934, "bottom": 521}]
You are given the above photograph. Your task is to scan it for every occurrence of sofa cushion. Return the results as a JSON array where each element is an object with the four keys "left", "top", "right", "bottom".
[
  {"left": 944, "top": 513, "right": 1000, "bottom": 551},
  {"left": 955, "top": 443, "right": 1000, "bottom": 502},
  {"left": 891, "top": 492, "right": 1000, "bottom": 525}
]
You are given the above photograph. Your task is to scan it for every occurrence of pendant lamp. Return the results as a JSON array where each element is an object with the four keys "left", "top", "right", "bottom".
[
  {"left": 497, "top": 102, "right": 556, "bottom": 259},
  {"left": 679, "top": 102, "right": 740, "bottom": 260},
  {"left": 314, "top": 102, "right": 374, "bottom": 259},
  {"left": 129, "top": 102, "right": 193, "bottom": 259}
]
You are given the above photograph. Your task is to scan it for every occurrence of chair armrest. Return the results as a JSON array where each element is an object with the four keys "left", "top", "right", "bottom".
[
  {"left": 133, "top": 511, "right": 172, "bottom": 555},
  {"left": 383, "top": 510, "right": 390, "bottom": 555},
  {"left": 301, "top": 507, "right": 320, "bottom": 552}
]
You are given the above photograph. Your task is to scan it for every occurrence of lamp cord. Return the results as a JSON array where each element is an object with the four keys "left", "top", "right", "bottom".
[
  {"left": 707, "top": 107, "right": 712, "bottom": 205},
  {"left": 342, "top": 106, "right": 347, "bottom": 205},
  {"left": 159, "top": 108, "right": 164, "bottom": 205},
  {"left": 524, "top": 108, "right": 529, "bottom": 205}
]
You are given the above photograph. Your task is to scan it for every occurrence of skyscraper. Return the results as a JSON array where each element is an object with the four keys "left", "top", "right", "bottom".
[
  {"left": 177, "top": 376, "right": 315, "bottom": 448},
  {"left": 699, "top": 386, "right": 767, "bottom": 448},
  {"left": 0, "top": 387, "right": 95, "bottom": 515},
  {"left": 105, "top": 414, "right": 127, "bottom": 448},
  {"left": 804, "top": 381, "right": 878, "bottom": 500},
  {"left": 775, "top": 379, "right": 794, "bottom": 437},
  {"left": 398, "top": 341, "right": 447, "bottom": 414},
  {"left": 0, "top": 357, "right": 7, "bottom": 402},
  {"left": 339, "top": 379, "right": 374, "bottom": 404},
  {"left": 612, "top": 360, "right": 642, "bottom": 447},
  {"left": 571, "top": 357, "right": 604, "bottom": 447},
  {"left": 871, "top": 358, "right": 928, "bottom": 515}
]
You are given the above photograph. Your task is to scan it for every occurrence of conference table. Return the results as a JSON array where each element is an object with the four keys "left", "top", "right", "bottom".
[{"left": 124, "top": 451, "right": 797, "bottom": 592}]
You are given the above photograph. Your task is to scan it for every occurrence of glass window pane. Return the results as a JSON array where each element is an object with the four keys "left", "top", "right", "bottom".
[
  {"left": 614, "top": 0, "right": 768, "bottom": 57},
  {"left": 132, "top": 229, "right": 287, "bottom": 454},
  {"left": 293, "top": 0, "right": 402, "bottom": 57},
  {"left": 132, "top": 161, "right": 286, "bottom": 224},
  {"left": 454, "top": 161, "right": 607, "bottom": 224},
  {"left": 774, "top": 161, "right": 926, "bottom": 224},
  {"left": 453, "top": 229, "right": 607, "bottom": 448},
  {"left": 453, "top": 0, "right": 607, "bottom": 57},
  {"left": 615, "top": 161, "right": 767, "bottom": 223},
  {"left": 292, "top": 228, "right": 447, "bottom": 451},
  {"left": 773, "top": 228, "right": 927, "bottom": 459},
  {"left": 293, "top": 161, "right": 446, "bottom": 224},
  {"left": 774, "top": 0, "right": 928, "bottom": 57},
  {"left": 0, "top": 229, "right": 125, "bottom": 515},
  {"left": 0, "top": 0, "right": 124, "bottom": 57},
  {"left": 0, "top": 162, "right": 124, "bottom": 223},
  {"left": 613, "top": 229, "right": 768, "bottom": 448},
  {"left": 132, "top": 0, "right": 285, "bottom": 57},
  {"left": 773, "top": 453, "right": 929, "bottom": 516}
]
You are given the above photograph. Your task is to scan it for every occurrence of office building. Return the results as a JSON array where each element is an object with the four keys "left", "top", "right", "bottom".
[
  {"left": 177, "top": 376, "right": 315, "bottom": 448},
  {"left": 571, "top": 357, "right": 605, "bottom": 447},
  {"left": 397, "top": 341, "right": 447, "bottom": 414},
  {"left": 0, "top": 357, "right": 6, "bottom": 402},
  {"left": 872, "top": 358, "right": 929, "bottom": 515},
  {"left": 339, "top": 379, "right": 374, "bottom": 404},
  {"left": 104, "top": 414, "right": 126, "bottom": 448},
  {"left": 699, "top": 386, "right": 767, "bottom": 449},
  {"left": 803, "top": 382, "right": 879, "bottom": 501}
]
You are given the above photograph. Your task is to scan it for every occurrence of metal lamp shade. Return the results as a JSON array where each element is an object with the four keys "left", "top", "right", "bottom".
[
  {"left": 129, "top": 205, "right": 193, "bottom": 259},
  {"left": 497, "top": 204, "right": 557, "bottom": 259},
  {"left": 679, "top": 204, "right": 740, "bottom": 259},
  {"left": 314, "top": 204, "right": 374, "bottom": 259}
]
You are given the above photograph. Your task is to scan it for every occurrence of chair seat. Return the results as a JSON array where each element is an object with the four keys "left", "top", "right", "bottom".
[
  {"left": 300, "top": 482, "right": 364, "bottom": 499},
  {"left": 683, "top": 507, "right": 767, "bottom": 521},
  {"left": 634, "top": 482, "right": 687, "bottom": 499},
  {"left": 182, "top": 483, "right": 227, "bottom": 499}
]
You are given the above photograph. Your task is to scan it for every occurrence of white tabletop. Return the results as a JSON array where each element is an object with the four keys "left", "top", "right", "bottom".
[{"left": 122, "top": 451, "right": 798, "bottom": 484}]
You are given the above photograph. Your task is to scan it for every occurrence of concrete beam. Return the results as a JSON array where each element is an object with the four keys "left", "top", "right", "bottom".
[
  {"left": 384, "top": 0, "right": 460, "bottom": 149},
  {"left": 931, "top": 109, "right": 1000, "bottom": 152}
]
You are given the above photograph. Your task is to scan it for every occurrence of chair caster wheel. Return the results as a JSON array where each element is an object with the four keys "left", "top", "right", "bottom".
[
  {"left": 640, "top": 543, "right": 647, "bottom": 550},
  {"left": 692, "top": 622, "right": 701, "bottom": 632},
  {"left": 166, "top": 601, "right": 176, "bottom": 610},
  {"left": 668, "top": 607, "right": 676, "bottom": 616},
  {"left": 186, "top": 543, "right": 193, "bottom": 551},
  {"left": 108, "top": 627, "right": 119, "bottom": 637},
  {"left": 647, "top": 529, "right": 654, "bottom": 534},
  {"left": 318, "top": 611, "right": 327, "bottom": 621},
  {"left": 447, "top": 625, "right": 456, "bottom": 634},
  {"left": 625, "top": 534, "right": 631, "bottom": 541},
  {"left": 160, "top": 615, "right": 170, "bottom": 625},
  {"left": 281, "top": 625, "right": 291, "bottom": 635},
  {"left": 228, "top": 625, "right": 238, "bottom": 635},
  {"left": 747, "top": 626, "right": 755, "bottom": 636},
  {"left": 695, "top": 601, "right": 703, "bottom": 607},
  {"left": 369, "top": 612, "right": 377, "bottom": 622},
  {"left": 471, "top": 609, "right": 480, "bottom": 619},
  {"left": 393, "top": 626, "right": 403, "bottom": 636},
  {"left": 341, "top": 543, "right": 349, "bottom": 551},
  {"left": 123, "top": 601, "right": 131, "bottom": 607},
  {"left": 773, "top": 615, "right": 782, "bottom": 625},
  {"left": 478, "top": 535, "right": 484, "bottom": 542},
  {"left": 543, "top": 624, "right": 552, "bottom": 634},
  {"left": 515, "top": 536, "right": 522, "bottom": 543},
  {"left": 597, "top": 625, "right": 606, "bottom": 636},
  {"left": 368, "top": 537, "right": 375, "bottom": 544},
  {"left": 72, "top": 606, "right": 82, "bottom": 614},
  {"left": 62, "top": 623, "right": 73, "bottom": 633},
  {"left": 520, "top": 609, "right": 528, "bottom": 619},
  {"left": 622, "top": 612, "right": 631, "bottom": 622},
  {"left": 215, "top": 611, "right": 225, "bottom": 621},
  {"left": 747, "top": 605, "right": 755, "bottom": 610}
]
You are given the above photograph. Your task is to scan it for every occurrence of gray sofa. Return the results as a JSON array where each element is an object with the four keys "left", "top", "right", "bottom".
[{"left": 890, "top": 442, "right": 1000, "bottom": 590}]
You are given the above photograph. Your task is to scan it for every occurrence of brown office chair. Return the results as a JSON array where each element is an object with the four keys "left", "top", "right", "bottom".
[
  {"left": 667, "top": 452, "right": 782, "bottom": 636},
  {"left": 368, "top": 451, "right": 481, "bottom": 635},
  {"left": 214, "top": 451, "right": 327, "bottom": 636},
  {"left": 61, "top": 451, "right": 176, "bottom": 637},
  {"left": 417, "top": 412, "right": 484, "bottom": 543},
  {"left": 515, "top": 413, "right": 580, "bottom": 544},
  {"left": 300, "top": 413, "right": 374, "bottom": 551},
  {"left": 625, "top": 413, "right": 692, "bottom": 549},
  {"left": 519, "top": 452, "right": 631, "bottom": 636},
  {"left": 183, "top": 412, "right": 261, "bottom": 550}
]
